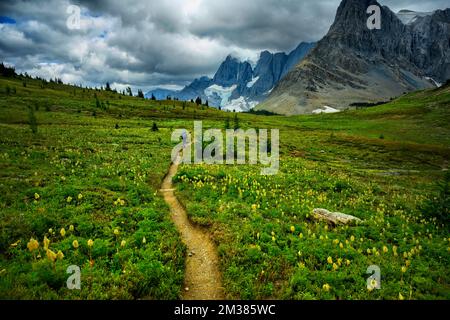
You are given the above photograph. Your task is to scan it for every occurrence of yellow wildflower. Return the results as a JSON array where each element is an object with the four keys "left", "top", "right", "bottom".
[
  {"left": 43, "top": 236, "right": 50, "bottom": 251},
  {"left": 87, "top": 239, "right": 94, "bottom": 247},
  {"left": 401, "top": 266, "right": 407, "bottom": 273},
  {"left": 290, "top": 226, "right": 295, "bottom": 233},
  {"left": 327, "top": 256, "right": 333, "bottom": 264},
  {"left": 350, "top": 235, "right": 355, "bottom": 242},
  {"left": 142, "top": 237, "right": 146, "bottom": 244},
  {"left": 72, "top": 240, "right": 79, "bottom": 249},
  {"left": 121, "top": 240, "right": 126, "bottom": 247},
  {"left": 27, "top": 238, "right": 39, "bottom": 252},
  {"left": 34, "top": 193, "right": 40, "bottom": 200},
  {"left": 56, "top": 250, "right": 64, "bottom": 260},
  {"left": 299, "top": 233, "right": 303, "bottom": 239},
  {"left": 67, "top": 196, "right": 72, "bottom": 203},
  {"left": 46, "top": 249, "right": 57, "bottom": 262},
  {"left": 399, "top": 293, "right": 405, "bottom": 300},
  {"left": 114, "top": 228, "right": 120, "bottom": 236},
  {"left": 78, "top": 193, "right": 83, "bottom": 200},
  {"left": 383, "top": 246, "right": 388, "bottom": 253},
  {"left": 368, "top": 279, "right": 378, "bottom": 291},
  {"left": 323, "top": 284, "right": 331, "bottom": 292},
  {"left": 333, "top": 263, "right": 339, "bottom": 270},
  {"left": 60, "top": 228, "right": 66, "bottom": 237},
  {"left": 69, "top": 225, "right": 74, "bottom": 232}
]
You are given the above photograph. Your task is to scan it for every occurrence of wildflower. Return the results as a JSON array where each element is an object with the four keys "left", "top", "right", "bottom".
[
  {"left": 399, "top": 293, "right": 405, "bottom": 300},
  {"left": 43, "top": 236, "right": 50, "bottom": 251},
  {"left": 333, "top": 263, "right": 339, "bottom": 270},
  {"left": 346, "top": 259, "right": 351, "bottom": 266},
  {"left": 383, "top": 246, "right": 388, "bottom": 253},
  {"left": 27, "top": 238, "right": 39, "bottom": 252},
  {"left": 327, "top": 256, "right": 333, "bottom": 264},
  {"left": 78, "top": 193, "right": 83, "bottom": 200},
  {"left": 401, "top": 266, "right": 407, "bottom": 273},
  {"left": 72, "top": 240, "right": 79, "bottom": 249},
  {"left": 339, "top": 242, "right": 344, "bottom": 249},
  {"left": 142, "top": 237, "right": 146, "bottom": 244},
  {"left": 337, "top": 258, "right": 342, "bottom": 266},
  {"left": 290, "top": 226, "right": 295, "bottom": 233},
  {"left": 272, "top": 236, "right": 276, "bottom": 242},
  {"left": 120, "top": 199, "right": 125, "bottom": 206},
  {"left": 56, "top": 250, "right": 64, "bottom": 260},
  {"left": 299, "top": 233, "right": 303, "bottom": 239},
  {"left": 121, "top": 240, "right": 126, "bottom": 247},
  {"left": 60, "top": 228, "right": 66, "bottom": 237},
  {"left": 69, "top": 225, "right": 74, "bottom": 232},
  {"left": 46, "top": 249, "right": 57, "bottom": 262},
  {"left": 323, "top": 284, "right": 331, "bottom": 292},
  {"left": 34, "top": 193, "right": 40, "bottom": 200},
  {"left": 87, "top": 239, "right": 94, "bottom": 247},
  {"left": 368, "top": 279, "right": 378, "bottom": 291},
  {"left": 405, "top": 260, "right": 411, "bottom": 267},
  {"left": 251, "top": 204, "right": 257, "bottom": 211},
  {"left": 114, "top": 228, "right": 120, "bottom": 236}
]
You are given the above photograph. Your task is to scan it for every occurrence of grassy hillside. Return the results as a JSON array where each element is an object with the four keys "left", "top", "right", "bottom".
[{"left": 0, "top": 75, "right": 448, "bottom": 299}]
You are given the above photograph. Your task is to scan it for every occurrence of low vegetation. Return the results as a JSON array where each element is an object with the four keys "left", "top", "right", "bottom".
[{"left": 0, "top": 75, "right": 449, "bottom": 299}]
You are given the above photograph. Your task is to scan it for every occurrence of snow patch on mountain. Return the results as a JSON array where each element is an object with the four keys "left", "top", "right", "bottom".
[
  {"left": 312, "top": 106, "right": 340, "bottom": 114},
  {"left": 246, "top": 76, "right": 260, "bottom": 88},
  {"left": 222, "top": 97, "right": 259, "bottom": 112},
  {"left": 425, "top": 77, "right": 442, "bottom": 87},
  {"left": 205, "top": 84, "right": 237, "bottom": 106},
  {"left": 396, "top": 10, "right": 433, "bottom": 25}
]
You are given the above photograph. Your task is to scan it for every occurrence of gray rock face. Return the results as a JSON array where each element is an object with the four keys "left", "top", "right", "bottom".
[
  {"left": 258, "top": 0, "right": 450, "bottom": 115},
  {"left": 177, "top": 76, "right": 212, "bottom": 101},
  {"left": 145, "top": 42, "right": 315, "bottom": 110},
  {"left": 213, "top": 55, "right": 253, "bottom": 88}
]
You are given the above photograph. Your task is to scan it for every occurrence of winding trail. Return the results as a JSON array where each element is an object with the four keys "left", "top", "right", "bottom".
[{"left": 160, "top": 151, "right": 224, "bottom": 300}]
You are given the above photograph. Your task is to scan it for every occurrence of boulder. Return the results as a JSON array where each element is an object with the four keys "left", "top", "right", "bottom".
[{"left": 312, "top": 208, "right": 362, "bottom": 225}]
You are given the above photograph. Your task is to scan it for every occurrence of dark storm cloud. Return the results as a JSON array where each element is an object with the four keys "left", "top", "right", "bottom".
[{"left": 0, "top": 0, "right": 448, "bottom": 91}]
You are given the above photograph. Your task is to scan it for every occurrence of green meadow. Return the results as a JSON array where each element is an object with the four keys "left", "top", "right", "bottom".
[{"left": 0, "top": 75, "right": 449, "bottom": 299}]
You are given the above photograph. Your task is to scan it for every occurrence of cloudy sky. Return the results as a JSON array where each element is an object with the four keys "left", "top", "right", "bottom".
[{"left": 0, "top": 0, "right": 448, "bottom": 93}]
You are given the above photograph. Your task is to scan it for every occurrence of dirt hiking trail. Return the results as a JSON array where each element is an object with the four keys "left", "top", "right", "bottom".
[{"left": 160, "top": 151, "right": 225, "bottom": 300}]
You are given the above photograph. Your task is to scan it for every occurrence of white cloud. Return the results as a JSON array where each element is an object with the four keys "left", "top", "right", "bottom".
[{"left": 0, "top": 0, "right": 447, "bottom": 92}]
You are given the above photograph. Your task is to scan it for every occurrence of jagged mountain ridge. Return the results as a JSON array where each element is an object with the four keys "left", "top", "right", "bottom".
[
  {"left": 257, "top": 0, "right": 450, "bottom": 115},
  {"left": 145, "top": 42, "right": 315, "bottom": 111}
]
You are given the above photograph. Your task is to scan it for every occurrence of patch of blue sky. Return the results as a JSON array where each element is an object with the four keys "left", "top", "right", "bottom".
[{"left": 0, "top": 16, "right": 16, "bottom": 24}]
